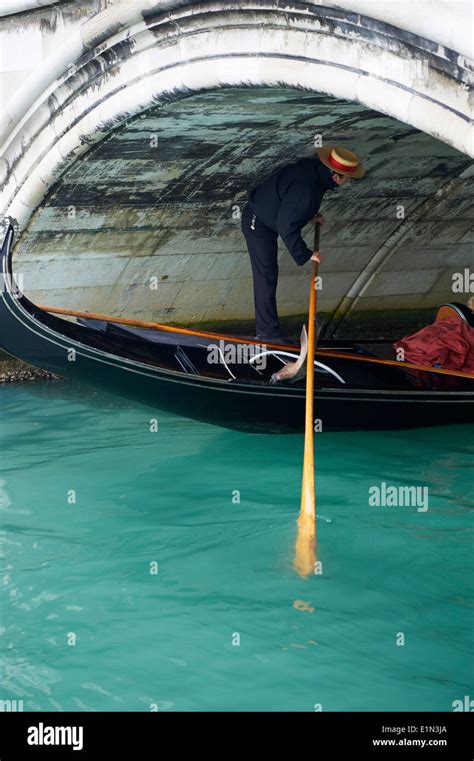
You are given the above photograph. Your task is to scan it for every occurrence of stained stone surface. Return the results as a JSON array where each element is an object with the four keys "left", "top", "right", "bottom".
[{"left": 13, "top": 88, "right": 473, "bottom": 338}]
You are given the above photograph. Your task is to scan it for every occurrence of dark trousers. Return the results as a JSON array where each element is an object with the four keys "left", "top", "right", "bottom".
[{"left": 241, "top": 203, "right": 280, "bottom": 338}]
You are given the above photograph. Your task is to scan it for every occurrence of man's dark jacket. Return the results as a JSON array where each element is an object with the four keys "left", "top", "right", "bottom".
[{"left": 247, "top": 157, "right": 337, "bottom": 265}]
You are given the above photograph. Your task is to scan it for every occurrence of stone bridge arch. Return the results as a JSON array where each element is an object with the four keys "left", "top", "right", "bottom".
[{"left": 0, "top": 0, "right": 472, "bottom": 334}]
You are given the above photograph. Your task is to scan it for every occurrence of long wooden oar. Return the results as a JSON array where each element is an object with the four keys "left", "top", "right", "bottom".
[
  {"left": 36, "top": 304, "right": 293, "bottom": 349},
  {"left": 294, "top": 223, "right": 320, "bottom": 577},
  {"left": 37, "top": 305, "right": 474, "bottom": 379}
]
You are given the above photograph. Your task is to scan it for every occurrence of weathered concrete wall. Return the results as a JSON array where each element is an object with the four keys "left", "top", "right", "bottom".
[{"left": 0, "top": 1, "right": 472, "bottom": 337}]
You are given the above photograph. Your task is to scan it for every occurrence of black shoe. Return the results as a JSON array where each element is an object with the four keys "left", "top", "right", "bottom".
[{"left": 255, "top": 334, "right": 298, "bottom": 346}]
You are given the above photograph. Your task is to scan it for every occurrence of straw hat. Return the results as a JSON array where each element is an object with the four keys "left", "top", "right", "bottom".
[{"left": 317, "top": 146, "right": 365, "bottom": 178}]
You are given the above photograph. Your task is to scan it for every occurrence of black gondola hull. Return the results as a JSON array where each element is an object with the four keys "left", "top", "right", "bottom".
[{"left": 1, "top": 226, "right": 473, "bottom": 433}]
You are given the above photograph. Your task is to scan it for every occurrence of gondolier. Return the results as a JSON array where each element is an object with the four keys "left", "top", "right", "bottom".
[{"left": 241, "top": 146, "right": 365, "bottom": 342}]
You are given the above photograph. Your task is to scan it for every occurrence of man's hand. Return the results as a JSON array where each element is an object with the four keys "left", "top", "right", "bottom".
[
  {"left": 313, "top": 213, "right": 325, "bottom": 225},
  {"left": 311, "top": 251, "right": 323, "bottom": 263}
]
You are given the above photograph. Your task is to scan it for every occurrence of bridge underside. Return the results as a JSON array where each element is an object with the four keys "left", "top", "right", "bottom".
[{"left": 13, "top": 86, "right": 472, "bottom": 338}]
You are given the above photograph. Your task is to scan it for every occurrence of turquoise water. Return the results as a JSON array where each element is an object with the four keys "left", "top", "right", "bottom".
[{"left": 0, "top": 381, "right": 472, "bottom": 712}]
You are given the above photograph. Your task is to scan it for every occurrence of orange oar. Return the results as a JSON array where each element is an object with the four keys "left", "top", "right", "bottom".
[{"left": 294, "top": 222, "right": 320, "bottom": 577}]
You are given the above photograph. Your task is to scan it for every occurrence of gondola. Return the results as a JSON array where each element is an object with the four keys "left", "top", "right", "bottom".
[{"left": 1, "top": 224, "right": 473, "bottom": 432}]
